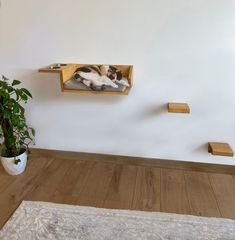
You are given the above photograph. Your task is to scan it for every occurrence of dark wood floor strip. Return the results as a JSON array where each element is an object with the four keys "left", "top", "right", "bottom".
[
  {"left": 132, "top": 166, "right": 161, "bottom": 211},
  {"left": 184, "top": 171, "right": 221, "bottom": 217},
  {"left": 209, "top": 173, "right": 235, "bottom": 219},
  {"left": 25, "top": 158, "right": 74, "bottom": 202},
  {"left": 102, "top": 164, "right": 137, "bottom": 210},
  {"left": 76, "top": 162, "right": 116, "bottom": 208},
  {"left": 161, "top": 169, "right": 191, "bottom": 214},
  {"left": 49, "top": 160, "right": 91, "bottom": 205}
]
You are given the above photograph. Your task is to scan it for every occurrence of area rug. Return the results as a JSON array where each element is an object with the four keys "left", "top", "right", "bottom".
[{"left": 1, "top": 201, "right": 235, "bottom": 240}]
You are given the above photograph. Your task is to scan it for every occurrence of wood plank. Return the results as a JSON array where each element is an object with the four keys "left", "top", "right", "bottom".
[
  {"left": 0, "top": 156, "right": 53, "bottom": 229},
  {"left": 31, "top": 148, "right": 235, "bottom": 174},
  {"left": 50, "top": 160, "right": 95, "bottom": 205},
  {"left": 76, "top": 162, "right": 115, "bottom": 208},
  {"left": 161, "top": 169, "right": 191, "bottom": 214},
  {"left": 102, "top": 164, "right": 137, "bottom": 210},
  {"left": 184, "top": 171, "right": 221, "bottom": 217},
  {"left": 208, "top": 142, "right": 234, "bottom": 157},
  {"left": 132, "top": 166, "right": 160, "bottom": 211},
  {"left": 25, "top": 158, "right": 73, "bottom": 202},
  {"left": 209, "top": 173, "right": 235, "bottom": 219},
  {"left": 168, "top": 103, "right": 190, "bottom": 113}
]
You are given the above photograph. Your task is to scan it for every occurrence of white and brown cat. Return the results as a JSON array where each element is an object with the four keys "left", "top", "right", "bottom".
[{"left": 73, "top": 65, "right": 129, "bottom": 91}]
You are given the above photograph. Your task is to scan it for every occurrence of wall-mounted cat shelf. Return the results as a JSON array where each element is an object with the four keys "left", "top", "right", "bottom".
[
  {"left": 168, "top": 103, "right": 190, "bottom": 113},
  {"left": 39, "top": 63, "right": 133, "bottom": 95},
  {"left": 208, "top": 142, "right": 234, "bottom": 157}
]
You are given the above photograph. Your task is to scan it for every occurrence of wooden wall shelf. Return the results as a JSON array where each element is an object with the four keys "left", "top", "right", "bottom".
[
  {"left": 39, "top": 63, "right": 133, "bottom": 95},
  {"left": 208, "top": 142, "right": 234, "bottom": 157},
  {"left": 168, "top": 103, "right": 190, "bottom": 114}
]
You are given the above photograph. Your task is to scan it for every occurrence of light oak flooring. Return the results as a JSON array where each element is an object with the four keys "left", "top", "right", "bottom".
[{"left": 1, "top": 153, "right": 235, "bottom": 229}]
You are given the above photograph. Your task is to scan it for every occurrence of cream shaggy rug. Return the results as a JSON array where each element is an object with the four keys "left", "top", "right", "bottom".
[{"left": 1, "top": 201, "right": 235, "bottom": 240}]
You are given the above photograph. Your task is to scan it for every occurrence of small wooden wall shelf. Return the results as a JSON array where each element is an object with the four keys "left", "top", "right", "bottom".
[
  {"left": 208, "top": 142, "right": 234, "bottom": 157},
  {"left": 168, "top": 103, "right": 190, "bottom": 113},
  {"left": 39, "top": 63, "right": 133, "bottom": 95}
]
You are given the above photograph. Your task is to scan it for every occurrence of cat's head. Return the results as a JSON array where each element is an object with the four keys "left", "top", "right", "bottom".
[{"left": 100, "top": 65, "right": 123, "bottom": 81}]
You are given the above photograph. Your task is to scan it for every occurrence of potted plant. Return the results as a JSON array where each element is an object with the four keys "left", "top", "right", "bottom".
[{"left": 0, "top": 75, "right": 35, "bottom": 175}]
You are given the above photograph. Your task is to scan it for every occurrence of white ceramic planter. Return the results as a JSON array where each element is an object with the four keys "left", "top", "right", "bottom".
[{"left": 1, "top": 151, "right": 28, "bottom": 175}]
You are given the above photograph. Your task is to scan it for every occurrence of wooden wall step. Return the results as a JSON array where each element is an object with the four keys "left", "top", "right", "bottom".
[
  {"left": 208, "top": 142, "right": 234, "bottom": 157},
  {"left": 168, "top": 103, "right": 190, "bottom": 114}
]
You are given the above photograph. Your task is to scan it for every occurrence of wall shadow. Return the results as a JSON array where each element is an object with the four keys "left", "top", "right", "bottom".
[
  {"left": 135, "top": 104, "right": 168, "bottom": 121},
  {"left": 193, "top": 143, "right": 208, "bottom": 153}
]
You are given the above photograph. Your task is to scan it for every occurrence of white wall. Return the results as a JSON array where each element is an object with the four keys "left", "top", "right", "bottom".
[{"left": 1, "top": 0, "right": 235, "bottom": 165}]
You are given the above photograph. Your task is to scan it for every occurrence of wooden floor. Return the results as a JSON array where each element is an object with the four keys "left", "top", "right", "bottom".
[{"left": 1, "top": 152, "right": 235, "bottom": 229}]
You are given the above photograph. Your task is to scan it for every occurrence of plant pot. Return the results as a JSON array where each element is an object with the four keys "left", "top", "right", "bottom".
[{"left": 1, "top": 151, "right": 28, "bottom": 175}]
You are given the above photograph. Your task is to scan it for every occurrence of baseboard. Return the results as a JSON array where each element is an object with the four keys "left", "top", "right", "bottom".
[{"left": 31, "top": 148, "right": 235, "bottom": 174}]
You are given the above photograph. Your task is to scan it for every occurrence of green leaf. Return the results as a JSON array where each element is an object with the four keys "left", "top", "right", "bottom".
[
  {"left": 21, "top": 94, "right": 28, "bottom": 101},
  {"left": 15, "top": 89, "right": 20, "bottom": 101},
  {"left": 21, "top": 88, "right": 32, "bottom": 98},
  {"left": 18, "top": 120, "right": 25, "bottom": 127},
  {"left": 2, "top": 75, "right": 9, "bottom": 81},
  {"left": 13, "top": 104, "right": 20, "bottom": 114},
  {"left": 7, "top": 86, "right": 14, "bottom": 93},
  {"left": 30, "top": 128, "right": 35, "bottom": 137},
  {"left": 12, "top": 80, "right": 21, "bottom": 86},
  {"left": 3, "top": 95, "right": 10, "bottom": 104},
  {"left": 3, "top": 111, "right": 11, "bottom": 119},
  {"left": 19, "top": 105, "right": 25, "bottom": 115}
]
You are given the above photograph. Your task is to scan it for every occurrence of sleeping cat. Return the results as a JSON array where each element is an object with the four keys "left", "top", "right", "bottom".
[{"left": 73, "top": 65, "right": 129, "bottom": 91}]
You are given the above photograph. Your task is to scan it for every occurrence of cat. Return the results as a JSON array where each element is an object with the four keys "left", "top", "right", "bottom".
[{"left": 73, "top": 65, "right": 129, "bottom": 91}]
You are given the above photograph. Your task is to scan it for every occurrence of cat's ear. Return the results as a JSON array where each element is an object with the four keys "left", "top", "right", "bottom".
[
  {"left": 116, "top": 71, "right": 122, "bottom": 80},
  {"left": 109, "top": 66, "right": 116, "bottom": 72},
  {"left": 100, "top": 65, "right": 109, "bottom": 75}
]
